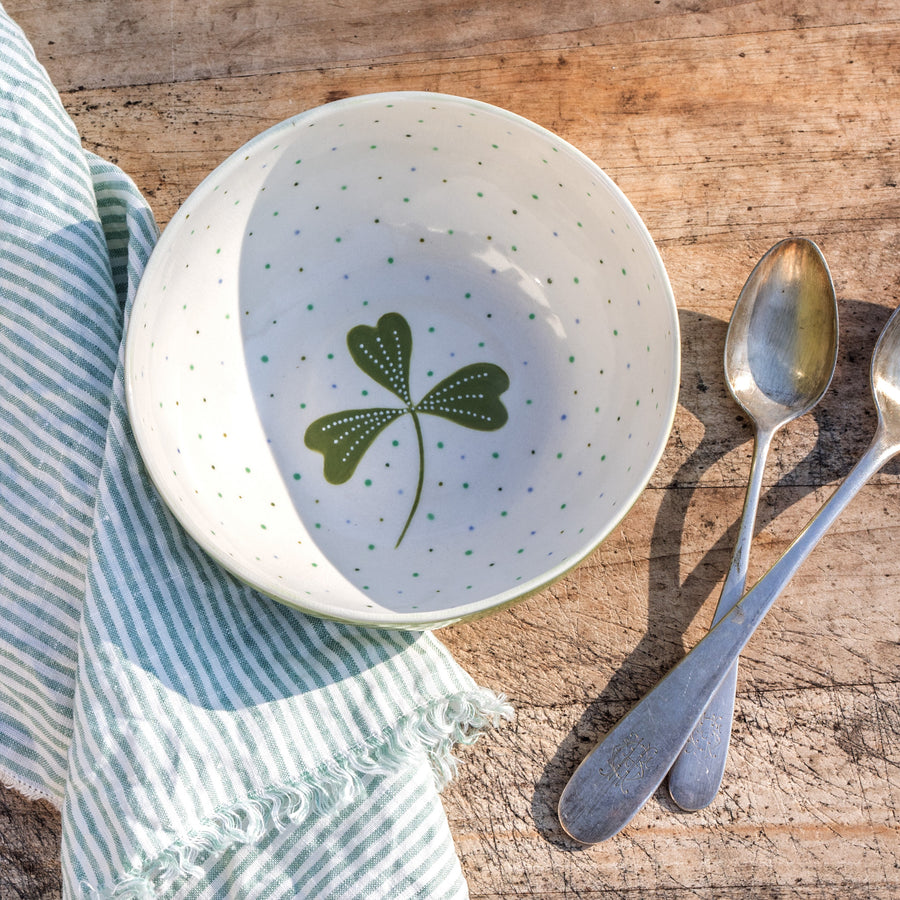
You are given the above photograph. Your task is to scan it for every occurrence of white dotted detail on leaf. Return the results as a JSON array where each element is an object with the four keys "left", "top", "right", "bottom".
[{"left": 319, "top": 409, "right": 404, "bottom": 463}]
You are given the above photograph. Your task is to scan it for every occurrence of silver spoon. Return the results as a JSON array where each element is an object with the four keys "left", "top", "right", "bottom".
[
  {"left": 667, "top": 238, "right": 838, "bottom": 812},
  {"left": 558, "top": 299, "right": 900, "bottom": 845}
]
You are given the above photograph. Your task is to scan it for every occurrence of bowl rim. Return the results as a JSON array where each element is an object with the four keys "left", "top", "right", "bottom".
[{"left": 125, "top": 90, "right": 681, "bottom": 629}]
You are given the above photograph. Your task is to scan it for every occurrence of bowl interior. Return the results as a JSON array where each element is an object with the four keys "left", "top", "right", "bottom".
[{"left": 125, "top": 92, "right": 679, "bottom": 627}]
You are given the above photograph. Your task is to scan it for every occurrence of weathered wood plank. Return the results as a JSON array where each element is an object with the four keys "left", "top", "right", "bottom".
[{"left": 9, "top": 0, "right": 897, "bottom": 91}]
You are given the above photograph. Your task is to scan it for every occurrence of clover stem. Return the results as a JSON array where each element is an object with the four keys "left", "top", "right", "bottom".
[{"left": 396, "top": 408, "right": 425, "bottom": 548}]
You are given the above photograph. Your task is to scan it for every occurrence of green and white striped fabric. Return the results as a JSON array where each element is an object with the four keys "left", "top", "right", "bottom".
[{"left": 0, "top": 6, "right": 511, "bottom": 897}]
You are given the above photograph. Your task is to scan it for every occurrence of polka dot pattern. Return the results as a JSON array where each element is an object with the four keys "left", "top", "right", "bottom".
[{"left": 125, "top": 92, "right": 680, "bottom": 628}]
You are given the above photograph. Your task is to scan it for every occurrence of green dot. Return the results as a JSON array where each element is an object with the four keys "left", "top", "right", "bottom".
[
  {"left": 260, "top": 524, "right": 267, "bottom": 529},
  {"left": 387, "top": 257, "right": 394, "bottom": 264},
  {"left": 462, "top": 482, "right": 469, "bottom": 489},
  {"left": 362, "top": 389, "right": 369, "bottom": 396},
  {"left": 364, "top": 478, "right": 372, "bottom": 486},
  {"left": 437, "top": 441, "right": 444, "bottom": 448},
  {"left": 261, "top": 355, "right": 269, "bottom": 363},
  {"left": 335, "top": 237, "right": 342, "bottom": 243},
  {"left": 412, "top": 572, "right": 420, "bottom": 578},
  {"left": 392, "top": 439, "right": 399, "bottom": 446},
  {"left": 501, "top": 511, "right": 508, "bottom": 517},
  {"left": 529, "top": 313, "right": 536, "bottom": 320},
  {"left": 293, "top": 473, "right": 301, "bottom": 480},
  {"left": 557, "top": 452, "right": 563, "bottom": 459},
  {"left": 532, "top": 193, "right": 539, "bottom": 199},
  {"left": 569, "top": 356, "right": 575, "bottom": 363},
  {"left": 477, "top": 191, "right": 484, "bottom": 198},
  {"left": 465, "top": 550, "right": 473, "bottom": 556},
  {"left": 464, "top": 292, "right": 471, "bottom": 298},
  {"left": 307, "top": 303, "right": 314, "bottom": 310},
  {"left": 245, "top": 467, "right": 251, "bottom": 473},
  {"left": 492, "top": 452, "right": 499, "bottom": 458},
  {"left": 427, "top": 513, "right": 435, "bottom": 520},
  {"left": 622, "top": 267, "right": 627, "bottom": 275},
  {"left": 518, "top": 548, "right": 525, "bottom": 554},
  {"left": 368, "top": 544, "right": 375, "bottom": 550},
  {"left": 265, "top": 263, "right": 271, "bottom": 269}
]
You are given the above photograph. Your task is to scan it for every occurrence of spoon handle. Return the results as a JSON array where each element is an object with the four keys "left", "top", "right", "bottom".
[
  {"left": 557, "top": 428, "right": 897, "bottom": 845},
  {"left": 666, "top": 427, "right": 775, "bottom": 811}
]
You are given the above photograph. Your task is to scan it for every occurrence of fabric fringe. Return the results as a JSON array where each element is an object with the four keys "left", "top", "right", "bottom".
[
  {"left": 0, "top": 764, "right": 63, "bottom": 809},
  {"left": 88, "top": 688, "right": 513, "bottom": 899}
]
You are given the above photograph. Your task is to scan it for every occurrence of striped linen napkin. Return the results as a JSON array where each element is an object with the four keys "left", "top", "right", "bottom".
[{"left": 0, "top": 7, "right": 512, "bottom": 898}]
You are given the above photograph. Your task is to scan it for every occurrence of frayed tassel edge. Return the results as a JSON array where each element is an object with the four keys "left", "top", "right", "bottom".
[
  {"left": 90, "top": 688, "right": 513, "bottom": 900},
  {"left": 0, "top": 764, "right": 63, "bottom": 809}
]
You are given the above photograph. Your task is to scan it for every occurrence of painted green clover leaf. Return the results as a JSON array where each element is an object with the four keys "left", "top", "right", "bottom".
[{"left": 305, "top": 312, "right": 510, "bottom": 547}]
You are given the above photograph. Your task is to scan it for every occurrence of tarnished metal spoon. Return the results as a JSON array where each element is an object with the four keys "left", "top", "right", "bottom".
[
  {"left": 557, "top": 299, "right": 900, "bottom": 846},
  {"left": 668, "top": 238, "right": 838, "bottom": 811}
]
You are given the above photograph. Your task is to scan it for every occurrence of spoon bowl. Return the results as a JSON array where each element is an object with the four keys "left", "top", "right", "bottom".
[{"left": 725, "top": 239, "right": 839, "bottom": 422}]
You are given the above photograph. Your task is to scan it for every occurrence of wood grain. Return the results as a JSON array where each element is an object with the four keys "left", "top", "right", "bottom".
[{"left": 3, "top": 1, "right": 900, "bottom": 896}]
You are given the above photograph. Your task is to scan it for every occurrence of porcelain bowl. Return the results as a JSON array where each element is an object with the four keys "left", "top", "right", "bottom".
[{"left": 125, "top": 92, "right": 680, "bottom": 629}]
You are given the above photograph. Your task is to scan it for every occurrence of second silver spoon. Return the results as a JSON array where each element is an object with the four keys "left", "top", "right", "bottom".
[{"left": 667, "top": 237, "right": 838, "bottom": 811}]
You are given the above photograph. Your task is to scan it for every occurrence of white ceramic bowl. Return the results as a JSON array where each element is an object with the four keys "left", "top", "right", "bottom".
[{"left": 125, "top": 92, "right": 680, "bottom": 629}]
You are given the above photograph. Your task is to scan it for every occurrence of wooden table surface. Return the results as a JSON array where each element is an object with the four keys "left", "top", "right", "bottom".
[{"left": 3, "top": 1, "right": 900, "bottom": 897}]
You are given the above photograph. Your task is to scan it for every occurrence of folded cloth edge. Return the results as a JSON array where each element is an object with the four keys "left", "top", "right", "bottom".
[{"left": 93, "top": 687, "right": 512, "bottom": 899}]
